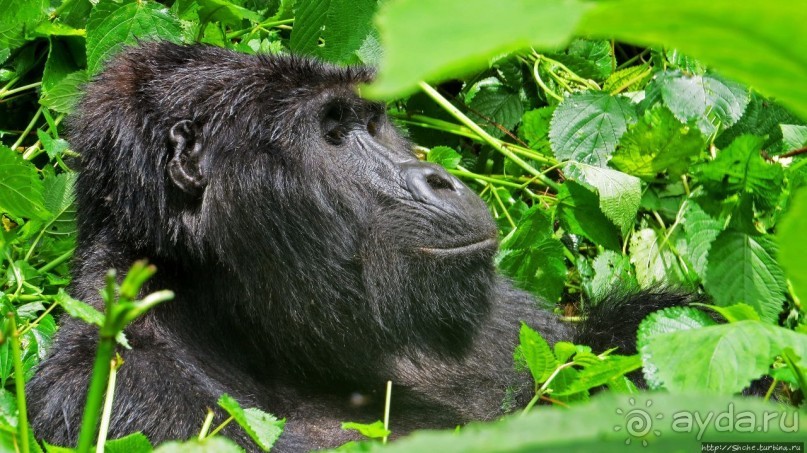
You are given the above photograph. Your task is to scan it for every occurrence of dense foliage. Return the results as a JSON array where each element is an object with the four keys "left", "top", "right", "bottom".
[{"left": 0, "top": 0, "right": 805, "bottom": 451}]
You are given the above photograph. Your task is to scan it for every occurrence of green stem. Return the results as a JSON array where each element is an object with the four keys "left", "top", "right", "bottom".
[
  {"left": 0, "top": 82, "right": 41, "bottom": 99},
  {"left": 418, "top": 82, "right": 559, "bottom": 191},
  {"left": 76, "top": 336, "right": 116, "bottom": 453},
  {"left": 198, "top": 410, "right": 215, "bottom": 440},
  {"left": 226, "top": 18, "right": 294, "bottom": 39},
  {"left": 11, "top": 107, "right": 42, "bottom": 151},
  {"left": 207, "top": 416, "right": 234, "bottom": 438},
  {"left": 382, "top": 380, "right": 392, "bottom": 445},
  {"left": 18, "top": 299, "right": 59, "bottom": 336},
  {"left": 448, "top": 169, "right": 523, "bottom": 189},
  {"left": 9, "top": 315, "right": 30, "bottom": 453},
  {"left": 38, "top": 248, "right": 75, "bottom": 274},
  {"left": 96, "top": 357, "right": 121, "bottom": 453}
]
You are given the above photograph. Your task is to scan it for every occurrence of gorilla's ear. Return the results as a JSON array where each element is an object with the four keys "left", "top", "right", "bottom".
[{"left": 168, "top": 120, "right": 207, "bottom": 196}]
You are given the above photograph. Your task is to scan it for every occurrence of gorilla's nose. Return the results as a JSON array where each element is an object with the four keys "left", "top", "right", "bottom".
[{"left": 401, "top": 162, "right": 470, "bottom": 207}]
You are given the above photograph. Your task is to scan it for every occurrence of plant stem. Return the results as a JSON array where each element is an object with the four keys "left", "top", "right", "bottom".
[
  {"left": 198, "top": 410, "right": 215, "bottom": 440},
  {"left": 448, "top": 169, "right": 523, "bottom": 189},
  {"left": 96, "top": 357, "right": 122, "bottom": 453},
  {"left": 38, "top": 248, "right": 75, "bottom": 274},
  {"left": 418, "top": 82, "right": 559, "bottom": 191},
  {"left": 0, "top": 82, "right": 41, "bottom": 99},
  {"left": 207, "top": 416, "right": 234, "bottom": 438},
  {"left": 382, "top": 380, "right": 392, "bottom": 445},
  {"left": 226, "top": 18, "right": 294, "bottom": 39},
  {"left": 76, "top": 336, "right": 117, "bottom": 453},
  {"left": 18, "top": 300, "right": 59, "bottom": 336},
  {"left": 9, "top": 315, "right": 30, "bottom": 453},
  {"left": 11, "top": 107, "right": 42, "bottom": 151}
]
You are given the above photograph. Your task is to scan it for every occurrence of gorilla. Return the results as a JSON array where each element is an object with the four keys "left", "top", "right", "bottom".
[{"left": 27, "top": 42, "right": 687, "bottom": 451}]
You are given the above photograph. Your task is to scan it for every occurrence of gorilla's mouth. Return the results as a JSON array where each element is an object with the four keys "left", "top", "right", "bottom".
[{"left": 417, "top": 238, "right": 498, "bottom": 257}]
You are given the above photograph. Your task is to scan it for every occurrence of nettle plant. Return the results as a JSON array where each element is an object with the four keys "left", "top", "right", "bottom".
[{"left": 0, "top": 0, "right": 806, "bottom": 451}]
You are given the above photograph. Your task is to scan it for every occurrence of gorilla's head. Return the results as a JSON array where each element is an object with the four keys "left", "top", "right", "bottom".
[{"left": 70, "top": 42, "right": 499, "bottom": 380}]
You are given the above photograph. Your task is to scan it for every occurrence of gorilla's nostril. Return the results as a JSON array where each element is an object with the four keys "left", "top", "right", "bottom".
[{"left": 426, "top": 173, "right": 454, "bottom": 191}]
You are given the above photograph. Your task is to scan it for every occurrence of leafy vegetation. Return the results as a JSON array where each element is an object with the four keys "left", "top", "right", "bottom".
[{"left": 0, "top": 0, "right": 806, "bottom": 451}]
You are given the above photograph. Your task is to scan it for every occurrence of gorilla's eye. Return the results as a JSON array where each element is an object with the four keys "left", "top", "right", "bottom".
[{"left": 321, "top": 102, "right": 348, "bottom": 145}]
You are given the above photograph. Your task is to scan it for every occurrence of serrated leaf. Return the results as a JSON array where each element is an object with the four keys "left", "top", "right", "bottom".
[
  {"left": 0, "top": 145, "right": 50, "bottom": 220},
  {"left": 0, "top": 0, "right": 48, "bottom": 50},
  {"left": 55, "top": 290, "right": 103, "bottom": 327},
  {"left": 42, "top": 173, "right": 77, "bottom": 237},
  {"left": 603, "top": 65, "right": 652, "bottom": 94},
  {"left": 518, "top": 107, "right": 553, "bottom": 151},
  {"left": 105, "top": 432, "right": 152, "bottom": 453},
  {"left": 341, "top": 421, "right": 389, "bottom": 440},
  {"left": 681, "top": 200, "right": 723, "bottom": 276},
  {"left": 716, "top": 93, "right": 804, "bottom": 151},
  {"left": 39, "top": 71, "right": 88, "bottom": 114},
  {"left": 781, "top": 124, "right": 807, "bottom": 150},
  {"left": 551, "top": 38, "right": 612, "bottom": 82},
  {"left": 86, "top": 0, "right": 182, "bottom": 75},
  {"left": 554, "top": 355, "right": 641, "bottom": 396},
  {"left": 553, "top": 342, "right": 577, "bottom": 364},
  {"left": 556, "top": 181, "right": 621, "bottom": 250},
  {"left": 468, "top": 84, "right": 524, "bottom": 139},
  {"left": 646, "top": 71, "right": 749, "bottom": 136},
  {"left": 777, "top": 187, "right": 807, "bottom": 306},
  {"left": 585, "top": 250, "right": 637, "bottom": 300},
  {"left": 195, "top": 0, "right": 262, "bottom": 26},
  {"left": 636, "top": 306, "right": 717, "bottom": 389},
  {"left": 629, "top": 228, "right": 687, "bottom": 287},
  {"left": 697, "top": 135, "right": 784, "bottom": 210},
  {"left": 550, "top": 91, "right": 637, "bottom": 167},
  {"left": 565, "top": 162, "right": 640, "bottom": 235},
  {"left": 518, "top": 323, "right": 557, "bottom": 384},
  {"left": 318, "top": 0, "right": 377, "bottom": 64},
  {"left": 645, "top": 321, "right": 807, "bottom": 394},
  {"left": 499, "top": 239, "right": 566, "bottom": 303},
  {"left": 427, "top": 146, "right": 461, "bottom": 170},
  {"left": 704, "top": 230, "right": 786, "bottom": 324},
  {"left": 37, "top": 130, "right": 70, "bottom": 161},
  {"left": 610, "top": 106, "right": 705, "bottom": 181},
  {"left": 218, "top": 394, "right": 284, "bottom": 451}
]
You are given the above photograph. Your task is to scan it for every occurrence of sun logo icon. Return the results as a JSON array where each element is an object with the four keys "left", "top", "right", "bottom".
[{"left": 614, "top": 397, "right": 663, "bottom": 447}]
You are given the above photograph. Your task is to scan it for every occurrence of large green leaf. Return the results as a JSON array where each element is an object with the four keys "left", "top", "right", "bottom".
[
  {"left": 704, "top": 231, "right": 786, "bottom": 324},
  {"left": 610, "top": 106, "right": 706, "bottom": 181},
  {"left": 354, "top": 393, "right": 804, "bottom": 452},
  {"left": 629, "top": 228, "right": 687, "bottom": 287},
  {"left": 290, "top": 0, "right": 376, "bottom": 64},
  {"left": 645, "top": 71, "right": 749, "bottom": 137},
  {"left": 86, "top": 0, "right": 182, "bottom": 75},
  {"left": 644, "top": 321, "right": 807, "bottom": 394},
  {"left": 39, "top": 70, "right": 88, "bottom": 114},
  {"left": 467, "top": 84, "right": 524, "bottom": 139},
  {"left": 564, "top": 162, "right": 641, "bottom": 235},
  {"left": 365, "top": 0, "right": 590, "bottom": 99},
  {"left": 556, "top": 181, "right": 621, "bottom": 250},
  {"left": 0, "top": 0, "right": 48, "bottom": 50},
  {"left": 517, "top": 323, "right": 557, "bottom": 384},
  {"left": 549, "top": 91, "right": 637, "bottom": 167},
  {"left": 681, "top": 201, "right": 723, "bottom": 276},
  {"left": 218, "top": 394, "right": 285, "bottom": 451},
  {"left": 578, "top": 0, "right": 807, "bottom": 121},
  {"left": 0, "top": 146, "right": 49, "bottom": 220},
  {"left": 777, "top": 188, "right": 807, "bottom": 305}
]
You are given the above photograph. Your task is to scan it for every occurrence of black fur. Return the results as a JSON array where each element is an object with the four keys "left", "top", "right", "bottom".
[{"left": 27, "top": 42, "right": 687, "bottom": 451}]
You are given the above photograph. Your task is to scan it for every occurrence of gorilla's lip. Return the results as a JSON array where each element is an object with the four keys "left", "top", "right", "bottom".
[{"left": 417, "top": 238, "right": 498, "bottom": 256}]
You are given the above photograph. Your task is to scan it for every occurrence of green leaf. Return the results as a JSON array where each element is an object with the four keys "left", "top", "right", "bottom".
[
  {"left": 603, "top": 65, "right": 652, "bottom": 94},
  {"left": 636, "top": 306, "right": 718, "bottom": 390},
  {"left": 696, "top": 303, "right": 761, "bottom": 323},
  {"left": 55, "top": 289, "right": 103, "bottom": 327},
  {"left": 716, "top": 93, "right": 804, "bottom": 151},
  {"left": 645, "top": 321, "right": 807, "bottom": 394},
  {"left": 318, "top": 0, "right": 377, "bottom": 64},
  {"left": 218, "top": 394, "right": 285, "bottom": 451},
  {"left": 365, "top": 0, "right": 590, "bottom": 99},
  {"left": 610, "top": 106, "right": 706, "bottom": 181},
  {"left": 681, "top": 200, "right": 723, "bottom": 276},
  {"left": 781, "top": 124, "right": 807, "bottom": 150},
  {"left": 37, "top": 130, "right": 70, "bottom": 161},
  {"left": 153, "top": 437, "right": 241, "bottom": 453},
  {"left": 578, "top": 0, "right": 807, "bottom": 121},
  {"left": 427, "top": 146, "right": 462, "bottom": 170},
  {"left": 629, "top": 228, "right": 686, "bottom": 287},
  {"left": 777, "top": 187, "right": 807, "bottom": 306},
  {"left": 86, "top": 0, "right": 182, "bottom": 75},
  {"left": 0, "top": 145, "right": 50, "bottom": 220},
  {"left": 556, "top": 181, "right": 621, "bottom": 250},
  {"left": 554, "top": 355, "right": 641, "bottom": 396},
  {"left": 370, "top": 393, "right": 805, "bottom": 452},
  {"left": 585, "top": 250, "right": 637, "bottom": 300},
  {"left": 0, "top": 0, "right": 48, "bottom": 50},
  {"left": 517, "top": 107, "right": 553, "bottom": 151},
  {"left": 194, "top": 0, "right": 263, "bottom": 26},
  {"left": 499, "top": 240, "right": 566, "bottom": 304},
  {"left": 467, "top": 84, "right": 524, "bottom": 139},
  {"left": 42, "top": 173, "right": 78, "bottom": 237},
  {"left": 564, "top": 162, "right": 640, "bottom": 235},
  {"left": 549, "top": 91, "right": 637, "bottom": 167},
  {"left": 550, "top": 39, "right": 612, "bottom": 82},
  {"left": 518, "top": 323, "right": 557, "bottom": 384},
  {"left": 704, "top": 230, "right": 786, "bottom": 324},
  {"left": 39, "top": 71, "right": 88, "bottom": 114},
  {"left": 341, "top": 421, "right": 390, "bottom": 440},
  {"left": 104, "top": 432, "right": 152, "bottom": 453},
  {"left": 697, "top": 135, "right": 784, "bottom": 210},
  {"left": 646, "top": 71, "right": 749, "bottom": 137}
]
